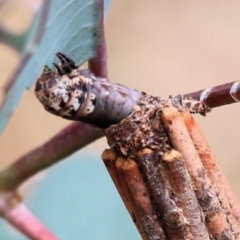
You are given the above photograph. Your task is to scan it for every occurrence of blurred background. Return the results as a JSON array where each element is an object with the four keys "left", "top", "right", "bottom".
[{"left": 1, "top": 0, "right": 240, "bottom": 239}]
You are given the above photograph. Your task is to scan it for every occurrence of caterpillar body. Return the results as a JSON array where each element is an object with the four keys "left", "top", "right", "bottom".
[{"left": 35, "top": 52, "right": 142, "bottom": 128}]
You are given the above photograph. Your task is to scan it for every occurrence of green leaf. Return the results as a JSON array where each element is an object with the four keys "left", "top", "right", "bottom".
[{"left": 0, "top": 0, "right": 112, "bottom": 135}]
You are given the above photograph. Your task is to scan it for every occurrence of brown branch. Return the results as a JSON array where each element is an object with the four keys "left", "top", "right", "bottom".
[
  {"left": 161, "top": 107, "right": 232, "bottom": 238},
  {"left": 0, "top": 122, "right": 103, "bottom": 191},
  {"left": 0, "top": 192, "right": 58, "bottom": 240},
  {"left": 184, "top": 80, "right": 240, "bottom": 109}
]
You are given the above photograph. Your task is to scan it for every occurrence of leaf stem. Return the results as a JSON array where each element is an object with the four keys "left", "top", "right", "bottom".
[{"left": 88, "top": 0, "right": 108, "bottom": 78}]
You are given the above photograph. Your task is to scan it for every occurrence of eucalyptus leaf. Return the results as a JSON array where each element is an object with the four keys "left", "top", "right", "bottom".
[{"left": 0, "top": 0, "right": 112, "bottom": 135}]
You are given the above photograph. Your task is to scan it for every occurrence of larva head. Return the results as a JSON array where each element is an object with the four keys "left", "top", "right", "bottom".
[
  {"left": 35, "top": 52, "right": 96, "bottom": 120},
  {"left": 34, "top": 65, "right": 73, "bottom": 115}
]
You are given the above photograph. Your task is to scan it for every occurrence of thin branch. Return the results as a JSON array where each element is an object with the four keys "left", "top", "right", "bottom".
[
  {"left": 184, "top": 80, "right": 240, "bottom": 108},
  {"left": 0, "top": 192, "right": 58, "bottom": 240},
  {"left": 0, "top": 122, "right": 103, "bottom": 191},
  {"left": 88, "top": 0, "right": 108, "bottom": 78}
]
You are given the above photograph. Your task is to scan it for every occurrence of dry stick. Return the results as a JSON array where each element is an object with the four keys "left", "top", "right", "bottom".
[
  {"left": 119, "top": 158, "right": 167, "bottom": 240},
  {"left": 184, "top": 80, "right": 240, "bottom": 108},
  {"left": 0, "top": 193, "right": 58, "bottom": 240},
  {"left": 163, "top": 149, "right": 209, "bottom": 240},
  {"left": 115, "top": 157, "right": 149, "bottom": 240},
  {"left": 161, "top": 107, "right": 233, "bottom": 238},
  {"left": 182, "top": 112, "right": 240, "bottom": 229},
  {"left": 138, "top": 148, "right": 198, "bottom": 240},
  {"left": 0, "top": 122, "right": 103, "bottom": 191},
  {"left": 101, "top": 150, "right": 145, "bottom": 238},
  {"left": 102, "top": 150, "right": 127, "bottom": 206}
]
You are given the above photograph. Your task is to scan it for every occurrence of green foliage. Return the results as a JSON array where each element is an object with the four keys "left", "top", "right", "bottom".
[{"left": 0, "top": 0, "right": 112, "bottom": 134}]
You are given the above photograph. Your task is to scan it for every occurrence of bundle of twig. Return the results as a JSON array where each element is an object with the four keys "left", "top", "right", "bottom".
[{"left": 102, "top": 93, "right": 240, "bottom": 240}]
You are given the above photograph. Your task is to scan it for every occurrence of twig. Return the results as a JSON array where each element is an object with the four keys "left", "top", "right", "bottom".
[
  {"left": 120, "top": 158, "right": 167, "bottom": 240},
  {"left": 138, "top": 148, "right": 191, "bottom": 239},
  {"left": 0, "top": 192, "right": 58, "bottom": 240},
  {"left": 0, "top": 122, "right": 102, "bottom": 191},
  {"left": 102, "top": 149, "right": 141, "bottom": 232},
  {"left": 115, "top": 156, "right": 148, "bottom": 239},
  {"left": 138, "top": 148, "right": 208, "bottom": 239},
  {"left": 184, "top": 80, "right": 240, "bottom": 108},
  {"left": 163, "top": 149, "right": 209, "bottom": 240}
]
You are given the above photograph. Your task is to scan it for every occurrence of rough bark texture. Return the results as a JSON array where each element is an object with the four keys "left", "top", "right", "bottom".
[{"left": 102, "top": 93, "right": 240, "bottom": 240}]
